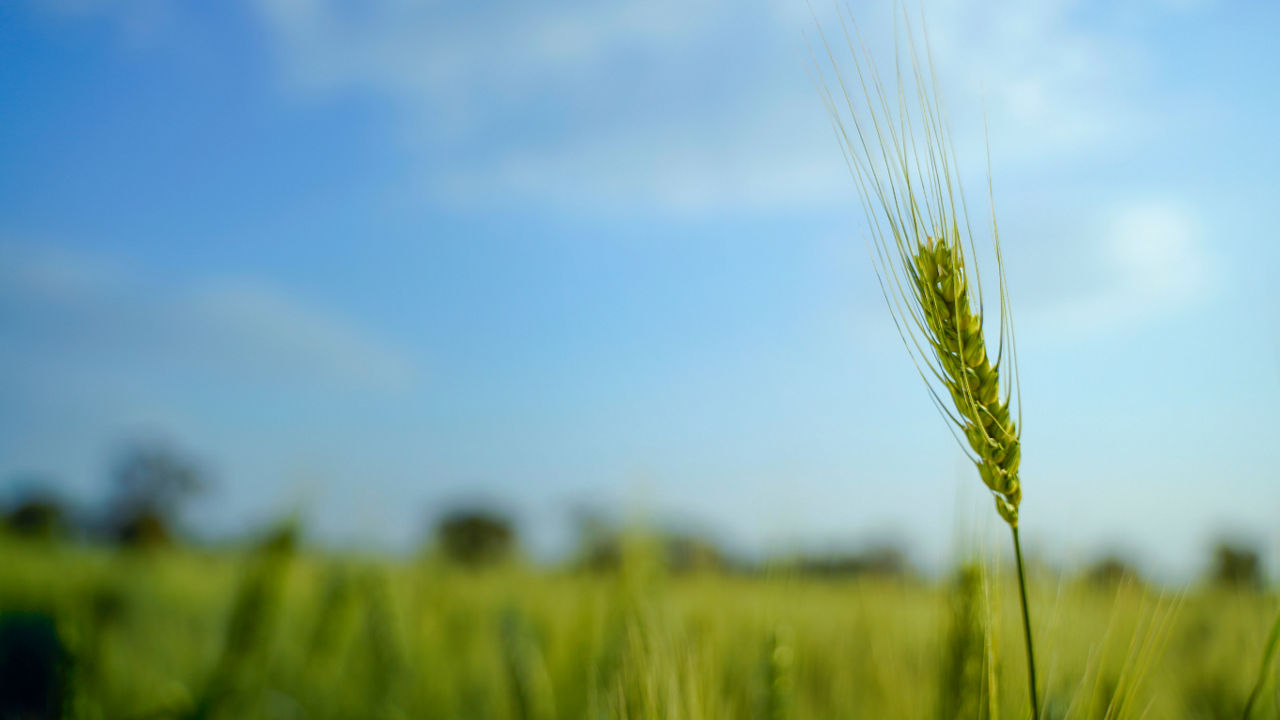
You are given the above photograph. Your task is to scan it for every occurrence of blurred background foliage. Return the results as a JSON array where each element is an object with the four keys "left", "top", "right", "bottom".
[{"left": 1, "top": 452, "right": 1277, "bottom": 719}]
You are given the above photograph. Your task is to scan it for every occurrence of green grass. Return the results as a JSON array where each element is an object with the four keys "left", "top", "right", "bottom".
[{"left": 1, "top": 536, "right": 1276, "bottom": 719}]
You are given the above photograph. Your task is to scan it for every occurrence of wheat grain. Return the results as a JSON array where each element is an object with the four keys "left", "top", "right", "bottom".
[{"left": 913, "top": 235, "right": 1022, "bottom": 525}]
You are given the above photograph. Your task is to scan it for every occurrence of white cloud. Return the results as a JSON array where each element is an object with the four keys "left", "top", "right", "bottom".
[
  {"left": 254, "top": 0, "right": 722, "bottom": 129},
  {"left": 246, "top": 0, "right": 1184, "bottom": 215},
  {"left": 0, "top": 242, "right": 133, "bottom": 303},
  {"left": 0, "top": 242, "right": 416, "bottom": 392},
  {"left": 245, "top": 0, "right": 885, "bottom": 213},
  {"left": 441, "top": 96, "right": 849, "bottom": 214},
  {"left": 1024, "top": 201, "right": 1217, "bottom": 337},
  {"left": 31, "top": 0, "right": 179, "bottom": 46},
  {"left": 252, "top": 0, "right": 822, "bottom": 214},
  {"left": 819, "top": 0, "right": 1158, "bottom": 170},
  {"left": 185, "top": 278, "right": 415, "bottom": 390},
  {"left": 40, "top": 0, "right": 1203, "bottom": 214}
]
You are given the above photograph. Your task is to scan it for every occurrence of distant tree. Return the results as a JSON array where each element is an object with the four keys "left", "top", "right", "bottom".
[
  {"left": 3, "top": 485, "right": 70, "bottom": 540},
  {"left": 1085, "top": 554, "right": 1141, "bottom": 588},
  {"left": 435, "top": 509, "right": 516, "bottom": 566},
  {"left": 791, "top": 545, "right": 912, "bottom": 579},
  {"left": 2, "top": 475, "right": 74, "bottom": 540},
  {"left": 571, "top": 509, "right": 624, "bottom": 571},
  {"left": 107, "top": 442, "right": 205, "bottom": 547},
  {"left": 578, "top": 537, "right": 623, "bottom": 572},
  {"left": 114, "top": 509, "right": 173, "bottom": 547},
  {"left": 660, "top": 532, "right": 727, "bottom": 574},
  {"left": 1208, "top": 542, "right": 1262, "bottom": 589},
  {"left": 570, "top": 512, "right": 729, "bottom": 574}
]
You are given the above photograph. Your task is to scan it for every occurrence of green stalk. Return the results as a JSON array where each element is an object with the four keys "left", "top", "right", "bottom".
[
  {"left": 1011, "top": 527, "right": 1039, "bottom": 719},
  {"left": 1243, "top": 600, "right": 1280, "bottom": 719}
]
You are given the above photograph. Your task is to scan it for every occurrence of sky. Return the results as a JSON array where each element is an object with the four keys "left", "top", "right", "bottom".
[{"left": 2, "top": 0, "right": 1279, "bottom": 578}]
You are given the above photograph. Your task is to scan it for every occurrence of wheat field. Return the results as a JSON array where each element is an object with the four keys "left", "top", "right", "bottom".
[
  {"left": 2, "top": 6, "right": 1278, "bottom": 720},
  {"left": 0, "top": 535, "right": 1276, "bottom": 719}
]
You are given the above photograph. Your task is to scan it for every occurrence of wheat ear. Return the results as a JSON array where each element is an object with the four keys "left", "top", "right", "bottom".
[{"left": 806, "top": 6, "right": 1036, "bottom": 716}]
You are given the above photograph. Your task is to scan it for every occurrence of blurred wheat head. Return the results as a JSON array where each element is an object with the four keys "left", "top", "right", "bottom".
[{"left": 808, "top": 8, "right": 1022, "bottom": 527}]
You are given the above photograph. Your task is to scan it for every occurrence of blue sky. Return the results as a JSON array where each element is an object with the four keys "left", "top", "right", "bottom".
[{"left": 2, "top": 0, "right": 1278, "bottom": 577}]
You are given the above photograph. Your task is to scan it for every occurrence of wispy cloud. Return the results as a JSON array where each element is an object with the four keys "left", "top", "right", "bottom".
[
  {"left": 182, "top": 278, "right": 416, "bottom": 391},
  {"left": 248, "top": 0, "right": 1188, "bottom": 215},
  {"left": 31, "top": 0, "right": 180, "bottom": 46},
  {"left": 1023, "top": 200, "right": 1217, "bottom": 338},
  {"left": 440, "top": 97, "right": 847, "bottom": 214},
  {"left": 253, "top": 0, "right": 826, "bottom": 213},
  {"left": 0, "top": 242, "right": 416, "bottom": 393},
  {"left": 916, "top": 0, "right": 1151, "bottom": 164},
  {"left": 36, "top": 0, "right": 1200, "bottom": 215}
]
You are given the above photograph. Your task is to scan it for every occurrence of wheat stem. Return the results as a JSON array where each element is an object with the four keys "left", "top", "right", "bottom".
[
  {"left": 1243, "top": 600, "right": 1280, "bottom": 719},
  {"left": 1011, "top": 527, "right": 1039, "bottom": 719}
]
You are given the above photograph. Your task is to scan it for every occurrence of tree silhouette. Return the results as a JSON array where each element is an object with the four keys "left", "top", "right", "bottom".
[
  {"left": 1208, "top": 542, "right": 1262, "bottom": 589},
  {"left": 2, "top": 480, "right": 70, "bottom": 540},
  {"left": 108, "top": 442, "right": 205, "bottom": 547},
  {"left": 434, "top": 509, "right": 515, "bottom": 566}
]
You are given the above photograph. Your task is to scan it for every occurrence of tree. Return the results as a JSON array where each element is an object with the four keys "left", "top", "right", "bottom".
[
  {"left": 434, "top": 509, "right": 516, "bottom": 566},
  {"left": 570, "top": 512, "right": 730, "bottom": 575},
  {"left": 2, "top": 480, "right": 70, "bottom": 540},
  {"left": 1085, "top": 554, "right": 1142, "bottom": 588},
  {"left": 1208, "top": 541, "right": 1262, "bottom": 589},
  {"left": 789, "top": 545, "right": 912, "bottom": 579},
  {"left": 107, "top": 442, "right": 205, "bottom": 547},
  {"left": 5, "top": 497, "right": 68, "bottom": 539}
]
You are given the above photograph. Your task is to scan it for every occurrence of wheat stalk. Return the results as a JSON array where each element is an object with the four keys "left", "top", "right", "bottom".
[
  {"left": 806, "top": 6, "right": 1037, "bottom": 716},
  {"left": 1244, "top": 601, "right": 1280, "bottom": 719}
]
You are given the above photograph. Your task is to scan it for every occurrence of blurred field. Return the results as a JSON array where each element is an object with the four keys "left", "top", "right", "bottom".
[{"left": 0, "top": 534, "right": 1276, "bottom": 720}]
